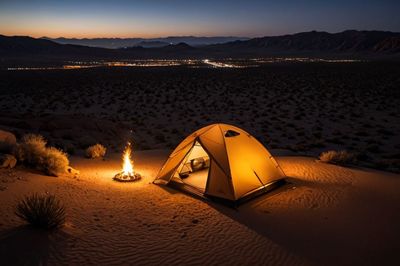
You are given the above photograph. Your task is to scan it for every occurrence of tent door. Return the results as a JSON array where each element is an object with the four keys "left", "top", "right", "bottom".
[{"left": 172, "top": 141, "right": 210, "bottom": 192}]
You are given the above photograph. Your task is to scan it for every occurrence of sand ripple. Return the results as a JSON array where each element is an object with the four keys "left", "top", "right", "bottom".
[
  {"left": 41, "top": 180, "right": 304, "bottom": 265},
  {"left": 259, "top": 157, "right": 356, "bottom": 211}
]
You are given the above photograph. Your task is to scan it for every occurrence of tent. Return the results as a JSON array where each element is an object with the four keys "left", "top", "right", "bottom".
[{"left": 154, "top": 124, "right": 285, "bottom": 203}]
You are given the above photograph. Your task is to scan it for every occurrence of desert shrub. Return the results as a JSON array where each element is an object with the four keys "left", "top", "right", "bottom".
[
  {"left": 319, "top": 150, "right": 356, "bottom": 165},
  {"left": 16, "top": 134, "right": 47, "bottom": 165},
  {"left": 42, "top": 147, "right": 69, "bottom": 176},
  {"left": 15, "top": 193, "right": 66, "bottom": 229},
  {"left": 0, "top": 129, "right": 17, "bottom": 153},
  {"left": 16, "top": 134, "right": 69, "bottom": 176},
  {"left": 85, "top": 143, "right": 107, "bottom": 159}
]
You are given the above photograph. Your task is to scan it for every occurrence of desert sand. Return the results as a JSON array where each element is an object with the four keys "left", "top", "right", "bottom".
[
  {"left": 0, "top": 149, "right": 399, "bottom": 265},
  {"left": 0, "top": 62, "right": 399, "bottom": 265},
  {"left": 0, "top": 63, "right": 399, "bottom": 173}
]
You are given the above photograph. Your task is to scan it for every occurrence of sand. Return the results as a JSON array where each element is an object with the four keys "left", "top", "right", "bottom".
[
  {"left": 0, "top": 150, "right": 399, "bottom": 265},
  {"left": 0, "top": 63, "right": 399, "bottom": 172},
  {"left": 0, "top": 62, "right": 399, "bottom": 265}
]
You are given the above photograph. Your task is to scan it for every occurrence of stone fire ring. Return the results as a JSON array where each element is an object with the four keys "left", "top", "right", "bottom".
[{"left": 113, "top": 172, "right": 142, "bottom": 182}]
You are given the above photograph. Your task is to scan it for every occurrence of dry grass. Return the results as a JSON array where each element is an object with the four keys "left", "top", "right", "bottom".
[
  {"left": 319, "top": 150, "right": 356, "bottom": 165},
  {"left": 16, "top": 134, "right": 47, "bottom": 166},
  {"left": 16, "top": 134, "right": 69, "bottom": 176},
  {"left": 85, "top": 143, "right": 107, "bottom": 159},
  {"left": 42, "top": 147, "right": 69, "bottom": 176},
  {"left": 15, "top": 193, "right": 66, "bottom": 229}
]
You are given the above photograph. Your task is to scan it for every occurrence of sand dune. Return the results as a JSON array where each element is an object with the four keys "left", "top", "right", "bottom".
[{"left": 0, "top": 150, "right": 399, "bottom": 265}]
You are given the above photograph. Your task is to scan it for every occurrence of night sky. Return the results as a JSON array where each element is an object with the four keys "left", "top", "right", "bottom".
[{"left": 0, "top": 0, "right": 399, "bottom": 38}]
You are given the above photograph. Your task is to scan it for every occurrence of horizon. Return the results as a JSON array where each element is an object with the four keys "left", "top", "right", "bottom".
[
  {"left": 2, "top": 29, "right": 399, "bottom": 40},
  {"left": 1, "top": 0, "right": 399, "bottom": 38}
]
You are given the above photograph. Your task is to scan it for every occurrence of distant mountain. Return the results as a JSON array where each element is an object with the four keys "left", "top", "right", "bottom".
[
  {"left": 42, "top": 36, "right": 249, "bottom": 49},
  {"left": 135, "top": 41, "right": 169, "bottom": 48},
  {"left": 208, "top": 30, "right": 400, "bottom": 55},
  {"left": 119, "top": 42, "right": 199, "bottom": 58},
  {"left": 159, "top": 36, "right": 250, "bottom": 46},
  {"left": 1, "top": 31, "right": 400, "bottom": 64},
  {"left": 0, "top": 35, "right": 120, "bottom": 59},
  {"left": 0, "top": 35, "right": 68, "bottom": 53}
]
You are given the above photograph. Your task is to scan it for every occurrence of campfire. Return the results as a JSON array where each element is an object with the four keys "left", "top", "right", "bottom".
[{"left": 113, "top": 142, "right": 141, "bottom": 182}]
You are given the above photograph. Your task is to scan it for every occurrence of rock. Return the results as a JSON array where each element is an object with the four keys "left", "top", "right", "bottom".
[
  {"left": 0, "top": 130, "right": 17, "bottom": 153},
  {"left": 67, "top": 166, "right": 80, "bottom": 176},
  {"left": 0, "top": 154, "right": 17, "bottom": 169}
]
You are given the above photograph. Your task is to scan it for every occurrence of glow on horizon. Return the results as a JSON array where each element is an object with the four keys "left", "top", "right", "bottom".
[
  {"left": 0, "top": 0, "right": 399, "bottom": 38},
  {"left": 0, "top": 13, "right": 244, "bottom": 39},
  {"left": 0, "top": 16, "right": 254, "bottom": 39}
]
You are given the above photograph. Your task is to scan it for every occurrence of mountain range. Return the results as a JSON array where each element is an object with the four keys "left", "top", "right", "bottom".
[
  {"left": 1, "top": 30, "right": 400, "bottom": 62},
  {"left": 208, "top": 30, "right": 400, "bottom": 55},
  {"left": 42, "top": 36, "right": 249, "bottom": 49}
]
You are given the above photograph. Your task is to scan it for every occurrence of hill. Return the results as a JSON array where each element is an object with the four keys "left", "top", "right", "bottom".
[
  {"left": 43, "top": 36, "right": 249, "bottom": 49},
  {"left": 1, "top": 31, "right": 400, "bottom": 63},
  {"left": 208, "top": 30, "right": 400, "bottom": 55}
]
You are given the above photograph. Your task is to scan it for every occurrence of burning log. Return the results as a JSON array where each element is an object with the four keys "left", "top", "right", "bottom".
[{"left": 113, "top": 142, "right": 141, "bottom": 182}]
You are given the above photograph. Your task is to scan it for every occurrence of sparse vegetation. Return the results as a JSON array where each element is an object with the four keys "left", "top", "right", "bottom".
[
  {"left": 15, "top": 193, "right": 66, "bottom": 229},
  {"left": 16, "top": 134, "right": 69, "bottom": 176},
  {"left": 85, "top": 143, "right": 107, "bottom": 158},
  {"left": 42, "top": 147, "right": 69, "bottom": 176},
  {"left": 0, "top": 64, "right": 398, "bottom": 172},
  {"left": 16, "top": 134, "right": 47, "bottom": 166},
  {"left": 0, "top": 130, "right": 17, "bottom": 153},
  {"left": 319, "top": 150, "right": 356, "bottom": 165}
]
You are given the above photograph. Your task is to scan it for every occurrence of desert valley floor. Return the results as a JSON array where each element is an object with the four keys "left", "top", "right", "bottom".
[
  {"left": 0, "top": 62, "right": 399, "bottom": 265},
  {"left": 0, "top": 62, "right": 399, "bottom": 172}
]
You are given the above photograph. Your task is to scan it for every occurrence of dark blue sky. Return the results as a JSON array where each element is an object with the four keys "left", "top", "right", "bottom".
[{"left": 0, "top": 0, "right": 399, "bottom": 38}]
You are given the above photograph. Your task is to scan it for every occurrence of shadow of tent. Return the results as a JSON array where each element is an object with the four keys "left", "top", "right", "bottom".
[
  {"left": 156, "top": 183, "right": 182, "bottom": 195},
  {"left": 0, "top": 226, "right": 71, "bottom": 266},
  {"left": 205, "top": 178, "right": 318, "bottom": 262}
]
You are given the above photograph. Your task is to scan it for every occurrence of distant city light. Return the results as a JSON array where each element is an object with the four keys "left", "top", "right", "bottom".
[{"left": 6, "top": 58, "right": 362, "bottom": 71}]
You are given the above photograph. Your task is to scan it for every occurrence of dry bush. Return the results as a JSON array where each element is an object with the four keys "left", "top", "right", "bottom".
[
  {"left": 85, "top": 143, "right": 107, "bottom": 158},
  {"left": 16, "top": 134, "right": 69, "bottom": 176},
  {"left": 319, "top": 150, "right": 356, "bottom": 165},
  {"left": 0, "top": 129, "right": 17, "bottom": 153},
  {"left": 42, "top": 147, "right": 69, "bottom": 176},
  {"left": 15, "top": 193, "right": 66, "bottom": 229},
  {"left": 16, "top": 134, "right": 47, "bottom": 166}
]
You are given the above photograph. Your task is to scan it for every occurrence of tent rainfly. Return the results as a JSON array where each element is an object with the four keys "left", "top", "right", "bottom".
[{"left": 154, "top": 124, "right": 285, "bottom": 203}]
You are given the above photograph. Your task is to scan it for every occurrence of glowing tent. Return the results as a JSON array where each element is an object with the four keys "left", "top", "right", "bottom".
[{"left": 154, "top": 124, "right": 285, "bottom": 203}]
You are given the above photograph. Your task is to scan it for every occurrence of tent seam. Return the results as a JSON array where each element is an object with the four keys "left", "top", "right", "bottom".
[{"left": 218, "top": 124, "right": 236, "bottom": 200}]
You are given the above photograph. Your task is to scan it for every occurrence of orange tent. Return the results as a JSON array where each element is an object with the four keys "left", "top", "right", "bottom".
[{"left": 154, "top": 124, "right": 285, "bottom": 202}]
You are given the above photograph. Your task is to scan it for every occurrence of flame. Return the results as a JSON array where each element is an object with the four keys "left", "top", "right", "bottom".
[{"left": 122, "top": 142, "right": 134, "bottom": 176}]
